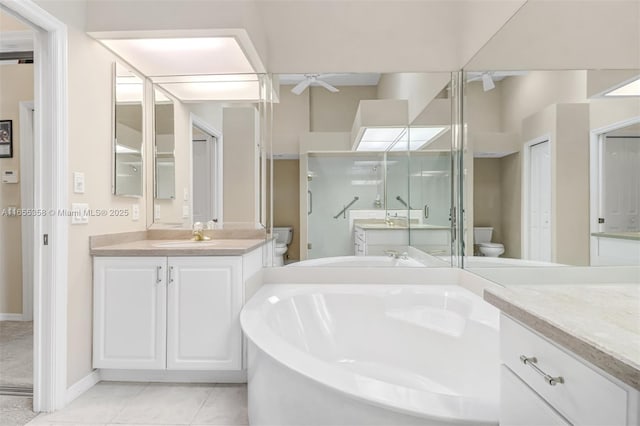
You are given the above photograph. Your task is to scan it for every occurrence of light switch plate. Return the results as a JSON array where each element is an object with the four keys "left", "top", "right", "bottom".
[
  {"left": 132, "top": 204, "right": 140, "bottom": 221},
  {"left": 183, "top": 188, "right": 189, "bottom": 201},
  {"left": 182, "top": 205, "right": 189, "bottom": 218},
  {"left": 73, "top": 172, "right": 85, "bottom": 193},
  {"left": 154, "top": 204, "right": 161, "bottom": 219},
  {"left": 71, "top": 203, "right": 89, "bottom": 224}
]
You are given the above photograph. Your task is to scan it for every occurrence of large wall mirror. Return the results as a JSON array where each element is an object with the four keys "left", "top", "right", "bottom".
[
  {"left": 462, "top": 68, "right": 639, "bottom": 271},
  {"left": 112, "top": 62, "right": 144, "bottom": 197},
  {"left": 149, "top": 74, "right": 272, "bottom": 230},
  {"left": 270, "top": 72, "right": 458, "bottom": 266}
]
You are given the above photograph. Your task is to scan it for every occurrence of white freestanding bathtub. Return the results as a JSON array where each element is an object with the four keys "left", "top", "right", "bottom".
[{"left": 241, "top": 284, "right": 500, "bottom": 425}]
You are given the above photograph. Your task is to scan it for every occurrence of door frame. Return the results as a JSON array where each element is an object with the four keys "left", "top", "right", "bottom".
[
  {"left": 19, "top": 101, "right": 34, "bottom": 321},
  {"left": 522, "top": 134, "right": 552, "bottom": 261},
  {"left": 189, "top": 113, "right": 223, "bottom": 225},
  {"left": 589, "top": 115, "right": 640, "bottom": 261},
  {"left": 0, "top": 0, "right": 69, "bottom": 412}
]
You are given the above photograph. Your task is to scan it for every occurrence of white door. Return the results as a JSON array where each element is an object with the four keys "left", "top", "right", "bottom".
[
  {"left": 500, "top": 366, "right": 571, "bottom": 426},
  {"left": 93, "top": 257, "right": 167, "bottom": 370},
  {"left": 192, "top": 129, "right": 217, "bottom": 224},
  {"left": 166, "top": 257, "right": 242, "bottom": 370},
  {"left": 527, "top": 140, "right": 552, "bottom": 262},
  {"left": 602, "top": 136, "right": 640, "bottom": 232}
]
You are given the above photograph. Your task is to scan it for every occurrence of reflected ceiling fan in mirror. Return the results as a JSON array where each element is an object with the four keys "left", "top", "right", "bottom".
[
  {"left": 467, "top": 71, "right": 529, "bottom": 91},
  {"left": 291, "top": 74, "right": 340, "bottom": 95}
]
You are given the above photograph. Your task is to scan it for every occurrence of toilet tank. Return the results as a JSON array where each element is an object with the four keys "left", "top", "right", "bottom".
[
  {"left": 473, "top": 227, "right": 493, "bottom": 244},
  {"left": 273, "top": 227, "right": 293, "bottom": 245}
]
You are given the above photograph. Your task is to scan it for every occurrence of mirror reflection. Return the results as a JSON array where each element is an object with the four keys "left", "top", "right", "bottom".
[
  {"left": 113, "top": 63, "right": 143, "bottom": 197},
  {"left": 154, "top": 88, "right": 175, "bottom": 201},
  {"left": 271, "top": 73, "right": 456, "bottom": 266},
  {"left": 150, "top": 74, "right": 270, "bottom": 230},
  {"left": 463, "top": 69, "right": 640, "bottom": 268}
]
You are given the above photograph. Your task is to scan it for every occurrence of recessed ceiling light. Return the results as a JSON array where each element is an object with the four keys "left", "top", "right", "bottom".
[
  {"left": 604, "top": 77, "right": 640, "bottom": 97},
  {"left": 100, "top": 36, "right": 255, "bottom": 77},
  {"left": 158, "top": 81, "right": 260, "bottom": 102},
  {"left": 355, "top": 127, "right": 449, "bottom": 152}
]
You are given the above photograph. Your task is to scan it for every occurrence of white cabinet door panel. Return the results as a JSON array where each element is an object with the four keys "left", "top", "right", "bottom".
[
  {"left": 166, "top": 257, "right": 242, "bottom": 370},
  {"left": 93, "top": 257, "right": 166, "bottom": 370},
  {"left": 501, "top": 365, "right": 571, "bottom": 426}
]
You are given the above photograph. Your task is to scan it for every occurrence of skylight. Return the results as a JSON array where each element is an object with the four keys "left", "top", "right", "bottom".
[
  {"left": 354, "top": 127, "right": 449, "bottom": 152},
  {"left": 604, "top": 77, "right": 640, "bottom": 97}
]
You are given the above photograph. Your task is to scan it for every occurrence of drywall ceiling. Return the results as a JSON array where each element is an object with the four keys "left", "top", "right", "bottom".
[
  {"left": 254, "top": 0, "right": 527, "bottom": 72},
  {"left": 85, "top": 0, "right": 526, "bottom": 73},
  {"left": 466, "top": 0, "right": 640, "bottom": 70}
]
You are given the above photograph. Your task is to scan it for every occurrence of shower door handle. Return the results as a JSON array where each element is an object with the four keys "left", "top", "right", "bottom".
[
  {"left": 308, "top": 190, "right": 313, "bottom": 215},
  {"left": 424, "top": 204, "right": 430, "bottom": 219}
]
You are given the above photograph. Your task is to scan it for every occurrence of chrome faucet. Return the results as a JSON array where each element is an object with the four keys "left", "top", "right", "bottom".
[
  {"left": 384, "top": 250, "right": 409, "bottom": 260},
  {"left": 191, "top": 222, "right": 211, "bottom": 241}
]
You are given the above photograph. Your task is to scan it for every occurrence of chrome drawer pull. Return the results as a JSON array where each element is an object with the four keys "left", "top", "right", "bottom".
[{"left": 520, "top": 355, "right": 564, "bottom": 386}]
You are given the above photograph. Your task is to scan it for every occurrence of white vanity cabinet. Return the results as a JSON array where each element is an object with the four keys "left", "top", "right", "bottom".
[
  {"left": 354, "top": 226, "right": 450, "bottom": 256},
  {"left": 500, "top": 315, "right": 638, "bottom": 426},
  {"left": 94, "top": 251, "right": 260, "bottom": 372}
]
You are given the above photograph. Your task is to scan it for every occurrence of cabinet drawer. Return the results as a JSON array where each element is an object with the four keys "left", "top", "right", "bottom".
[
  {"left": 501, "top": 315, "right": 627, "bottom": 425},
  {"left": 501, "top": 365, "right": 570, "bottom": 426}
]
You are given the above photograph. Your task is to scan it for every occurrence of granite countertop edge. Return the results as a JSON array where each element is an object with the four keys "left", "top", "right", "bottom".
[
  {"left": 484, "top": 289, "right": 640, "bottom": 391},
  {"left": 90, "top": 239, "right": 268, "bottom": 257}
]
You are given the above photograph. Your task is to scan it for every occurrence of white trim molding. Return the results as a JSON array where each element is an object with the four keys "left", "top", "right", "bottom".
[
  {"left": 0, "top": 0, "right": 69, "bottom": 412},
  {"left": 65, "top": 370, "right": 100, "bottom": 406},
  {"left": 19, "top": 101, "right": 35, "bottom": 322},
  {"left": 0, "top": 313, "right": 24, "bottom": 321},
  {"left": 99, "top": 369, "right": 246, "bottom": 383}
]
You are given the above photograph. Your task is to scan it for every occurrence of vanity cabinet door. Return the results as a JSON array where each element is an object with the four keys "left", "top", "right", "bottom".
[
  {"left": 166, "top": 257, "right": 243, "bottom": 370},
  {"left": 93, "top": 257, "right": 167, "bottom": 370}
]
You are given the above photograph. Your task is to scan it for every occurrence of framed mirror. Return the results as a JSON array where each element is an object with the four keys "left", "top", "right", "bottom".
[{"left": 112, "top": 62, "right": 144, "bottom": 197}]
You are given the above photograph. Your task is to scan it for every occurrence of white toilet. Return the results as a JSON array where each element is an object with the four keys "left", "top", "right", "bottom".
[
  {"left": 473, "top": 227, "right": 505, "bottom": 257},
  {"left": 273, "top": 226, "right": 293, "bottom": 266}
]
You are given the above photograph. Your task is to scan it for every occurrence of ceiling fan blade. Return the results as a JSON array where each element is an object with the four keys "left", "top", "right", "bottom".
[
  {"left": 316, "top": 79, "right": 339, "bottom": 93},
  {"left": 481, "top": 73, "right": 495, "bottom": 91},
  {"left": 291, "top": 79, "right": 311, "bottom": 95}
]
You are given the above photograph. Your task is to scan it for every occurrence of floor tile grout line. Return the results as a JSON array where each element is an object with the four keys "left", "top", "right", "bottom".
[
  {"left": 188, "top": 383, "right": 217, "bottom": 426},
  {"left": 109, "top": 381, "right": 151, "bottom": 424}
]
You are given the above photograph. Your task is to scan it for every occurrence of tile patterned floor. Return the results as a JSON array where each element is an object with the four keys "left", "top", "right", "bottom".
[{"left": 23, "top": 382, "right": 248, "bottom": 426}]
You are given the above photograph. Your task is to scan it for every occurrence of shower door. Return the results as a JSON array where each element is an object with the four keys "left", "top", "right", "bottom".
[{"left": 307, "top": 154, "right": 386, "bottom": 259}]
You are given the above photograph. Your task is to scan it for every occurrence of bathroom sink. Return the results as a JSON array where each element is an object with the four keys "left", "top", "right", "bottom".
[{"left": 152, "top": 241, "right": 220, "bottom": 248}]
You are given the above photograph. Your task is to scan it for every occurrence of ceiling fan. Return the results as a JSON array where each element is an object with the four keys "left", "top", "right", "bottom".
[
  {"left": 467, "top": 71, "right": 529, "bottom": 91},
  {"left": 291, "top": 74, "right": 340, "bottom": 95}
]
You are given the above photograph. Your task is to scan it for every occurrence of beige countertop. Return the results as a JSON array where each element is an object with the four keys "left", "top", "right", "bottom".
[
  {"left": 591, "top": 231, "right": 640, "bottom": 241},
  {"left": 484, "top": 283, "right": 640, "bottom": 390},
  {"left": 90, "top": 238, "right": 268, "bottom": 256}
]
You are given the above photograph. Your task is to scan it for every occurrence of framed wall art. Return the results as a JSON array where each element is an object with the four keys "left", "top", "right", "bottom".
[{"left": 0, "top": 120, "right": 13, "bottom": 158}]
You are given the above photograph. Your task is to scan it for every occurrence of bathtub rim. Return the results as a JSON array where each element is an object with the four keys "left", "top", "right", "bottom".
[{"left": 241, "top": 283, "right": 499, "bottom": 424}]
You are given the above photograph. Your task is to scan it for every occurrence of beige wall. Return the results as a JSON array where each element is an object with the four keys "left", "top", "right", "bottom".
[
  {"left": 223, "top": 107, "right": 259, "bottom": 223},
  {"left": 499, "top": 153, "right": 521, "bottom": 258},
  {"left": 0, "top": 63, "right": 33, "bottom": 314},
  {"left": 377, "top": 73, "right": 451, "bottom": 123},
  {"left": 309, "top": 86, "right": 377, "bottom": 132},
  {"left": 35, "top": 0, "right": 149, "bottom": 387},
  {"left": 273, "top": 160, "right": 300, "bottom": 260},
  {"left": 473, "top": 158, "right": 502, "bottom": 247},
  {"left": 273, "top": 86, "right": 309, "bottom": 155},
  {"left": 0, "top": 9, "right": 30, "bottom": 30}
]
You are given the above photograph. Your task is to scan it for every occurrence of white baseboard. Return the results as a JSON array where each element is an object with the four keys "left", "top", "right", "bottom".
[
  {"left": 99, "top": 369, "right": 247, "bottom": 383},
  {"left": 66, "top": 370, "right": 100, "bottom": 405},
  {"left": 0, "top": 313, "right": 24, "bottom": 321}
]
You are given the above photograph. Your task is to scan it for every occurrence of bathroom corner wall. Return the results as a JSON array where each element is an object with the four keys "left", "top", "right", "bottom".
[
  {"left": 273, "top": 160, "right": 300, "bottom": 260},
  {"left": 35, "top": 0, "right": 149, "bottom": 388},
  {"left": 0, "top": 63, "right": 33, "bottom": 315},
  {"left": 223, "top": 107, "right": 259, "bottom": 223},
  {"left": 473, "top": 158, "right": 503, "bottom": 247}
]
